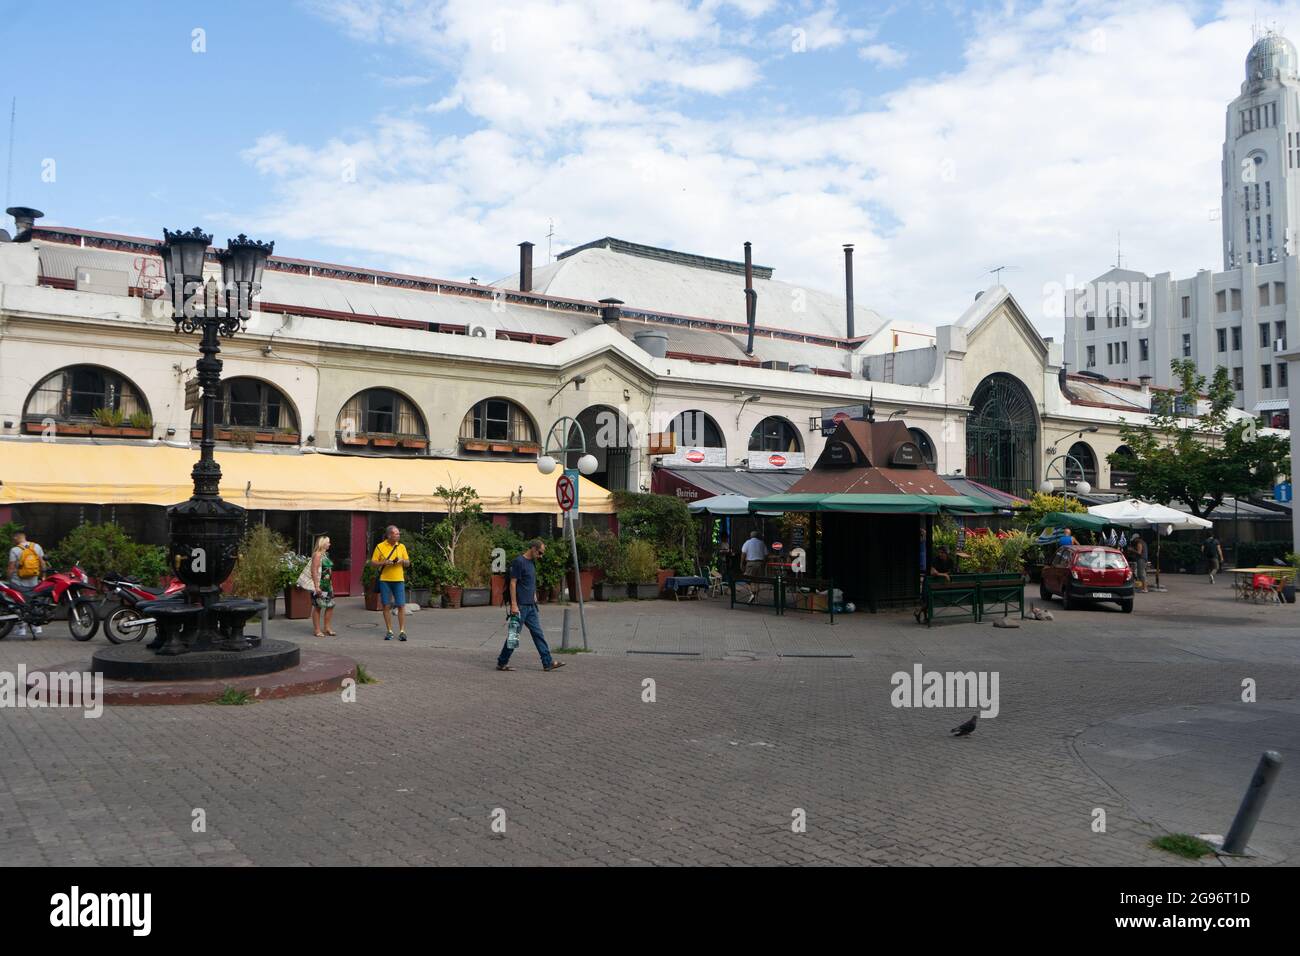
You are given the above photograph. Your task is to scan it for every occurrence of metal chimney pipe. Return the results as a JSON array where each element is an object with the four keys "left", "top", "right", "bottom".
[
  {"left": 743, "top": 241, "right": 756, "bottom": 355},
  {"left": 7, "top": 206, "right": 44, "bottom": 242},
  {"left": 843, "top": 244, "right": 855, "bottom": 339},
  {"left": 518, "top": 241, "right": 534, "bottom": 293}
]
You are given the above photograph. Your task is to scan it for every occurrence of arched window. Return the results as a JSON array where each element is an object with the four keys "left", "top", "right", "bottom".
[
  {"left": 965, "top": 373, "right": 1038, "bottom": 498},
  {"left": 23, "top": 365, "right": 150, "bottom": 435},
  {"left": 337, "top": 388, "right": 427, "bottom": 452},
  {"left": 459, "top": 398, "right": 538, "bottom": 455},
  {"left": 748, "top": 416, "right": 802, "bottom": 453},
  {"left": 193, "top": 377, "right": 299, "bottom": 443},
  {"left": 1067, "top": 441, "right": 1098, "bottom": 487},
  {"left": 668, "top": 409, "right": 724, "bottom": 449},
  {"left": 1110, "top": 444, "right": 1136, "bottom": 491},
  {"left": 908, "top": 427, "right": 937, "bottom": 467}
]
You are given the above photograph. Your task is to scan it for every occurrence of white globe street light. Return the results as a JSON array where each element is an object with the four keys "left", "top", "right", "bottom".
[
  {"left": 577, "top": 454, "right": 598, "bottom": 476},
  {"left": 1039, "top": 480, "right": 1054, "bottom": 494},
  {"left": 536, "top": 455, "right": 557, "bottom": 475},
  {"left": 1075, "top": 480, "right": 1092, "bottom": 495}
]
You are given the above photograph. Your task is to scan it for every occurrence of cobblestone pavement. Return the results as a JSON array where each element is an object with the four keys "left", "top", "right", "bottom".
[{"left": 0, "top": 576, "right": 1295, "bottom": 866}]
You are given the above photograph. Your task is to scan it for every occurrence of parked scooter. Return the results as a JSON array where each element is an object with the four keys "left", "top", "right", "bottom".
[
  {"left": 98, "top": 573, "right": 186, "bottom": 644},
  {"left": 0, "top": 572, "right": 100, "bottom": 641}
]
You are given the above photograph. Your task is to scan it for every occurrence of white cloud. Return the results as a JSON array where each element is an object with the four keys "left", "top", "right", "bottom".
[
  {"left": 858, "top": 42, "right": 906, "bottom": 68},
  {"left": 246, "top": 0, "right": 1297, "bottom": 338}
]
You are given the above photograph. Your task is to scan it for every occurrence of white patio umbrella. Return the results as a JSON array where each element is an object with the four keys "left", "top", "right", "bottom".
[
  {"left": 1087, "top": 499, "right": 1213, "bottom": 589},
  {"left": 687, "top": 494, "right": 783, "bottom": 516}
]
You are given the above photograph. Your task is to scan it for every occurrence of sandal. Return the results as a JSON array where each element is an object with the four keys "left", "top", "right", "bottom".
[
  {"left": 313, "top": 632, "right": 325, "bottom": 638},
  {"left": 325, "top": 630, "right": 337, "bottom": 636}
]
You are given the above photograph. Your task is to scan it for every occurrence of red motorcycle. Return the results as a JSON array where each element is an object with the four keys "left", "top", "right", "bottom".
[
  {"left": 99, "top": 573, "right": 186, "bottom": 644},
  {"left": 0, "top": 566, "right": 100, "bottom": 641}
]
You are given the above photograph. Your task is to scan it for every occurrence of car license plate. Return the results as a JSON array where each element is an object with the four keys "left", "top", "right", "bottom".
[{"left": 1092, "top": 592, "right": 1112, "bottom": 598}]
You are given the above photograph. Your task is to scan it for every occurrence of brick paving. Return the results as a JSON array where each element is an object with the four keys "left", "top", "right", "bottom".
[{"left": 0, "top": 576, "right": 1296, "bottom": 865}]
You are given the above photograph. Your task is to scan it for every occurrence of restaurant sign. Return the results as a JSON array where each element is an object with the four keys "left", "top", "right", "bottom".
[
  {"left": 819, "top": 404, "right": 866, "bottom": 436},
  {"left": 661, "top": 445, "right": 727, "bottom": 467},
  {"left": 747, "top": 451, "right": 807, "bottom": 471}
]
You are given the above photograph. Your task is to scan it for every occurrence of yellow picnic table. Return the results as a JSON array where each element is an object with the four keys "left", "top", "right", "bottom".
[{"left": 1231, "top": 567, "right": 1297, "bottom": 603}]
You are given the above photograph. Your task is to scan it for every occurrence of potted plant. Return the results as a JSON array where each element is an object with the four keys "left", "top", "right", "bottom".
[
  {"left": 280, "top": 550, "right": 313, "bottom": 619},
  {"left": 361, "top": 562, "right": 382, "bottom": 611},
  {"left": 623, "top": 539, "right": 660, "bottom": 599},
  {"left": 406, "top": 531, "right": 441, "bottom": 608},
  {"left": 536, "top": 539, "right": 568, "bottom": 603},
  {"left": 593, "top": 536, "right": 625, "bottom": 601},
  {"left": 441, "top": 564, "right": 466, "bottom": 608},
  {"left": 456, "top": 523, "right": 493, "bottom": 606},
  {"left": 230, "top": 525, "right": 289, "bottom": 639},
  {"left": 90, "top": 406, "right": 125, "bottom": 436}
]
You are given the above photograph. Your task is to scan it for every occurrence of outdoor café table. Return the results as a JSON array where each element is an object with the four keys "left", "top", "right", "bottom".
[
  {"left": 1232, "top": 567, "right": 1297, "bottom": 602},
  {"left": 663, "top": 576, "right": 709, "bottom": 600}
]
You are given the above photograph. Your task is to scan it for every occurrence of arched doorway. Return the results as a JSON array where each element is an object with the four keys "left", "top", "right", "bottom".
[
  {"left": 1067, "top": 441, "right": 1098, "bottom": 488},
  {"left": 568, "top": 405, "right": 637, "bottom": 491},
  {"left": 965, "top": 373, "right": 1038, "bottom": 498}
]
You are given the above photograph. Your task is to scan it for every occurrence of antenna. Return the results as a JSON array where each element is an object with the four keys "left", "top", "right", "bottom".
[
  {"left": 4, "top": 98, "right": 14, "bottom": 210},
  {"left": 988, "top": 265, "right": 1018, "bottom": 284},
  {"left": 1115, "top": 231, "right": 1123, "bottom": 269},
  {"left": 546, "top": 218, "right": 555, "bottom": 263}
]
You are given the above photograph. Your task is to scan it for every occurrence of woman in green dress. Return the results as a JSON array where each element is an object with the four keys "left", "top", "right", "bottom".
[{"left": 310, "top": 535, "right": 337, "bottom": 637}]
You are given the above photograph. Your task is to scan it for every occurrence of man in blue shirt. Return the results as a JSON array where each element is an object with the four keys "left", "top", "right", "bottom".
[
  {"left": 496, "top": 538, "right": 565, "bottom": 672},
  {"left": 1057, "top": 527, "right": 1075, "bottom": 547}
]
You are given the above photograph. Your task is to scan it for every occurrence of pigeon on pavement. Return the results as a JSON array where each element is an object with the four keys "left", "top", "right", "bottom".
[{"left": 951, "top": 714, "right": 979, "bottom": 737}]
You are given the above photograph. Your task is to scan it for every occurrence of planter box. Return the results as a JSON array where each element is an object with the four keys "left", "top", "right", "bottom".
[
  {"left": 371, "top": 437, "right": 399, "bottom": 447},
  {"left": 566, "top": 569, "right": 595, "bottom": 601},
  {"left": 491, "top": 573, "right": 507, "bottom": 607},
  {"left": 400, "top": 438, "right": 428, "bottom": 450},
  {"left": 364, "top": 587, "right": 382, "bottom": 611},
  {"left": 462, "top": 586, "right": 490, "bottom": 607},
  {"left": 656, "top": 569, "right": 673, "bottom": 597},
  {"left": 628, "top": 580, "right": 659, "bottom": 600},
  {"left": 409, "top": 586, "right": 432, "bottom": 608},
  {"left": 340, "top": 435, "right": 368, "bottom": 446},
  {"left": 594, "top": 581, "right": 620, "bottom": 601},
  {"left": 442, "top": 586, "right": 463, "bottom": 608},
  {"left": 283, "top": 586, "right": 313, "bottom": 619},
  {"left": 462, "top": 440, "right": 489, "bottom": 452}
]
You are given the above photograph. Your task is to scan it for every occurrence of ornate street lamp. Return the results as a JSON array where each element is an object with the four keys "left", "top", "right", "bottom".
[{"left": 155, "top": 227, "right": 274, "bottom": 655}]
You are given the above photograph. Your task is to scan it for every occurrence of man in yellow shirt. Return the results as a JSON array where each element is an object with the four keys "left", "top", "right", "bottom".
[{"left": 370, "top": 525, "right": 410, "bottom": 641}]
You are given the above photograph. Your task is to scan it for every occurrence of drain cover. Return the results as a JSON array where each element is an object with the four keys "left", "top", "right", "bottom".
[{"left": 347, "top": 622, "right": 380, "bottom": 630}]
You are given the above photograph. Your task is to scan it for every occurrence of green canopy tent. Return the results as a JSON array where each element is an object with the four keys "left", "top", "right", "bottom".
[{"left": 1034, "top": 511, "right": 1109, "bottom": 533}]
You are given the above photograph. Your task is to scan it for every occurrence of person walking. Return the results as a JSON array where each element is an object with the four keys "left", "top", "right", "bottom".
[
  {"left": 740, "top": 529, "right": 768, "bottom": 605},
  {"left": 1203, "top": 534, "right": 1224, "bottom": 584},
  {"left": 1131, "top": 534, "right": 1148, "bottom": 592},
  {"left": 370, "top": 525, "right": 410, "bottom": 642},
  {"left": 309, "top": 535, "right": 336, "bottom": 638},
  {"left": 7, "top": 529, "right": 47, "bottom": 637},
  {"left": 496, "top": 538, "right": 564, "bottom": 672}
]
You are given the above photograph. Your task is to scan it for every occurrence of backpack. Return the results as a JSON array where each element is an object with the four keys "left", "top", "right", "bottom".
[
  {"left": 15, "top": 543, "right": 41, "bottom": 578},
  {"left": 1202, "top": 538, "right": 1216, "bottom": 557}
]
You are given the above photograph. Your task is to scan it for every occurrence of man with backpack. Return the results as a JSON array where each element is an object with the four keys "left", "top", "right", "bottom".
[
  {"left": 1203, "top": 534, "right": 1224, "bottom": 584},
  {"left": 7, "top": 529, "right": 48, "bottom": 637}
]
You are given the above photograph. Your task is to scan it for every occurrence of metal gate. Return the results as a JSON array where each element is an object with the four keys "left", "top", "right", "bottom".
[{"left": 965, "top": 374, "right": 1037, "bottom": 499}]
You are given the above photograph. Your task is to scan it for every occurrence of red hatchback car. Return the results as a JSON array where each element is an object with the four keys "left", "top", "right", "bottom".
[{"left": 1040, "top": 545, "right": 1135, "bottom": 613}]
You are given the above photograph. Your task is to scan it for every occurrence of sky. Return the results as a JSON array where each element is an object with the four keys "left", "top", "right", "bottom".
[{"left": 1, "top": 0, "right": 1294, "bottom": 337}]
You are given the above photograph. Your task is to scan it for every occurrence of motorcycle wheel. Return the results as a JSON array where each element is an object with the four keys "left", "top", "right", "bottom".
[
  {"left": 0, "top": 618, "right": 14, "bottom": 640},
  {"left": 105, "top": 606, "right": 146, "bottom": 644},
  {"left": 68, "top": 598, "right": 100, "bottom": 641}
]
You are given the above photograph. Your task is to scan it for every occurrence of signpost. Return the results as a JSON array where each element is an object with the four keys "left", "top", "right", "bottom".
[
  {"left": 538, "top": 420, "right": 592, "bottom": 650},
  {"left": 1275, "top": 482, "right": 1293, "bottom": 504}
]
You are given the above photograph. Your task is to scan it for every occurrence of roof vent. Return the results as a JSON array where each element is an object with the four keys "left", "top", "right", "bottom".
[
  {"left": 760, "top": 360, "right": 789, "bottom": 371},
  {"left": 6, "top": 206, "right": 43, "bottom": 242},
  {"left": 633, "top": 328, "right": 668, "bottom": 358},
  {"left": 599, "top": 297, "right": 624, "bottom": 323},
  {"left": 518, "top": 241, "right": 534, "bottom": 293},
  {"left": 791, "top": 364, "right": 812, "bottom": 373}
]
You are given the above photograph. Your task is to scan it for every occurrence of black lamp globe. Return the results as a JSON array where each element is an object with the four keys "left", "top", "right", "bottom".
[
  {"left": 219, "top": 234, "right": 274, "bottom": 320},
  {"left": 161, "top": 227, "right": 212, "bottom": 321}
]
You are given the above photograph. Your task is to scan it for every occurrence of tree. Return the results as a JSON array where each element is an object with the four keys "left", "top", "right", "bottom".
[
  {"left": 1110, "top": 360, "right": 1290, "bottom": 518},
  {"left": 433, "top": 479, "right": 483, "bottom": 568}
]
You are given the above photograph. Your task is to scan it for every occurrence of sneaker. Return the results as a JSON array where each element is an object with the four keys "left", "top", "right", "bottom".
[
  {"left": 32, "top": 626, "right": 42, "bottom": 636},
  {"left": 748, "top": 593, "right": 757, "bottom": 605},
  {"left": 398, "top": 632, "right": 408, "bottom": 642},
  {"left": 15, "top": 625, "right": 28, "bottom": 638},
  {"left": 384, "top": 631, "right": 393, "bottom": 641},
  {"left": 544, "top": 660, "right": 566, "bottom": 672}
]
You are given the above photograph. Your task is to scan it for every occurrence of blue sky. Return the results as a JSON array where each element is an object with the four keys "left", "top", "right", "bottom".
[{"left": 0, "top": 1, "right": 1285, "bottom": 332}]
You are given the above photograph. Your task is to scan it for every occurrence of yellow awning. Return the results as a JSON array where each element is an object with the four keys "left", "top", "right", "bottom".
[{"left": 0, "top": 440, "right": 615, "bottom": 514}]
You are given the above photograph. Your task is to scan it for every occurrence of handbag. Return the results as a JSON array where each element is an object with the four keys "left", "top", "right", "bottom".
[{"left": 296, "top": 564, "right": 316, "bottom": 592}]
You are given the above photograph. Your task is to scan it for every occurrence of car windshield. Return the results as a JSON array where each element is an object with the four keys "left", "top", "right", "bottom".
[{"left": 1075, "top": 550, "right": 1128, "bottom": 570}]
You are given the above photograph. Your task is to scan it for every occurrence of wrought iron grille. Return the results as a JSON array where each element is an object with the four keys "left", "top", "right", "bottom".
[{"left": 965, "top": 374, "right": 1038, "bottom": 498}]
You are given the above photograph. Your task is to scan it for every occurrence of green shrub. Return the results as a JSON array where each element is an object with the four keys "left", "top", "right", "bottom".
[
  {"left": 656, "top": 544, "right": 698, "bottom": 575},
  {"left": 455, "top": 522, "right": 493, "bottom": 588},
  {"left": 1236, "top": 540, "right": 1294, "bottom": 568},
  {"left": 231, "top": 525, "right": 290, "bottom": 599},
  {"left": 127, "top": 410, "right": 153, "bottom": 430},
  {"left": 47, "top": 522, "right": 163, "bottom": 583},
  {"left": 600, "top": 537, "right": 629, "bottom": 583},
  {"left": 91, "top": 407, "right": 124, "bottom": 427},
  {"left": 612, "top": 491, "right": 692, "bottom": 553},
  {"left": 536, "top": 537, "right": 569, "bottom": 592},
  {"left": 489, "top": 525, "right": 526, "bottom": 570},
  {"left": 623, "top": 539, "right": 658, "bottom": 582}
]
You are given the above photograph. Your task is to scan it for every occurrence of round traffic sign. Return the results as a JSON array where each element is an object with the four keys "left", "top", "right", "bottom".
[{"left": 556, "top": 474, "right": 576, "bottom": 512}]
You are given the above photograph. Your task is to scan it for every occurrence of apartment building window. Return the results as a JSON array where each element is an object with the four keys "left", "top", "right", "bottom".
[
  {"left": 1266, "top": 180, "right": 1272, "bottom": 206},
  {"left": 1217, "top": 328, "right": 1227, "bottom": 352},
  {"left": 1277, "top": 320, "right": 1288, "bottom": 347},
  {"left": 1261, "top": 322, "right": 1272, "bottom": 347},
  {"left": 1085, "top": 313, "right": 1095, "bottom": 331},
  {"left": 1182, "top": 333, "right": 1192, "bottom": 357},
  {"left": 1231, "top": 326, "right": 1242, "bottom": 350},
  {"left": 1122, "top": 341, "right": 1129, "bottom": 362},
  {"left": 1261, "top": 364, "right": 1272, "bottom": 388},
  {"left": 1181, "top": 295, "right": 1190, "bottom": 318},
  {"left": 1233, "top": 367, "right": 1244, "bottom": 391},
  {"left": 1216, "top": 290, "right": 1227, "bottom": 313},
  {"left": 1232, "top": 289, "right": 1242, "bottom": 310},
  {"left": 1281, "top": 363, "right": 1289, "bottom": 387},
  {"left": 1275, "top": 282, "right": 1286, "bottom": 304},
  {"left": 1248, "top": 251, "right": 1254, "bottom": 264},
  {"left": 1255, "top": 184, "right": 1261, "bottom": 208},
  {"left": 1086, "top": 345, "right": 1096, "bottom": 368},
  {"left": 1260, "top": 284, "right": 1271, "bottom": 307},
  {"left": 1255, "top": 217, "right": 1261, "bottom": 242},
  {"left": 1267, "top": 213, "right": 1273, "bottom": 240},
  {"left": 1139, "top": 338, "right": 1149, "bottom": 361},
  {"left": 1106, "top": 343, "right": 1113, "bottom": 364}
]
